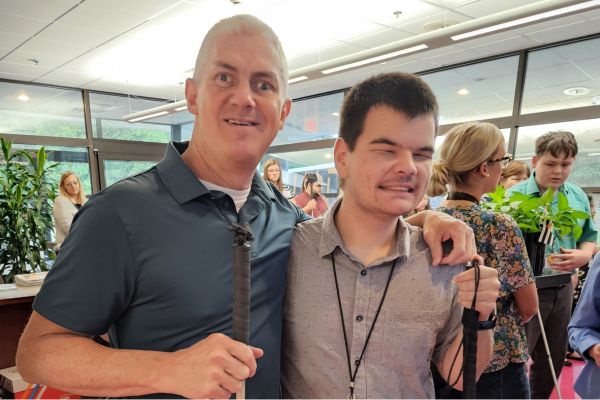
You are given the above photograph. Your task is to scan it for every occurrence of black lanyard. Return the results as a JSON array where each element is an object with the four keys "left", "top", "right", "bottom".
[
  {"left": 447, "top": 191, "right": 479, "bottom": 204},
  {"left": 331, "top": 253, "right": 397, "bottom": 399}
]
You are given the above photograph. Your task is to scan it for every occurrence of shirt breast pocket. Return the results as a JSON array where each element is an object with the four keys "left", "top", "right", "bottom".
[{"left": 379, "top": 309, "right": 437, "bottom": 367}]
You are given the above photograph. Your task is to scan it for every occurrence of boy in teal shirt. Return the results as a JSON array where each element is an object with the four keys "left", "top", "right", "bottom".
[{"left": 509, "top": 130, "right": 597, "bottom": 398}]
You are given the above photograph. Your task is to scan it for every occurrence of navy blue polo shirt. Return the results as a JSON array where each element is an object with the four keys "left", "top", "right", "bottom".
[{"left": 34, "top": 141, "right": 307, "bottom": 398}]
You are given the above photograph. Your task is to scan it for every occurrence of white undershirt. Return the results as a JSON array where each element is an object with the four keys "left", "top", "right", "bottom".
[{"left": 199, "top": 179, "right": 250, "bottom": 212}]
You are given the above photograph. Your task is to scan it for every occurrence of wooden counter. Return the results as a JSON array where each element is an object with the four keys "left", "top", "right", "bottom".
[{"left": 0, "top": 285, "right": 41, "bottom": 369}]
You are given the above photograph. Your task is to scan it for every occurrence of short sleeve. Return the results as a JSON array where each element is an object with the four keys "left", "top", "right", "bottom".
[
  {"left": 34, "top": 194, "right": 137, "bottom": 336},
  {"left": 491, "top": 213, "right": 535, "bottom": 293},
  {"left": 432, "top": 276, "right": 463, "bottom": 366}
]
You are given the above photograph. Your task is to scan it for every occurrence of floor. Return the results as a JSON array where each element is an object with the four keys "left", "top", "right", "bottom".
[{"left": 550, "top": 359, "right": 585, "bottom": 399}]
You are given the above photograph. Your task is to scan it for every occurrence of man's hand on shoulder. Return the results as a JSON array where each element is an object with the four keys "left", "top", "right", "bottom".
[
  {"left": 159, "top": 333, "right": 263, "bottom": 398},
  {"left": 406, "top": 210, "right": 475, "bottom": 266},
  {"left": 454, "top": 258, "right": 500, "bottom": 320}
]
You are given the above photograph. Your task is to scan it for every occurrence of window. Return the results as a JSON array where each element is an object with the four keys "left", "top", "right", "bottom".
[
  {"left": 514, "top": 119, "right": 600, "bottom": 188},
  {"left": 420, "top": 56, "right": 519, "bottom": 125},
  {"left": 522, "top": 37, "right": 600, "bottom": 114},
  {"left": 12, "top": 144, "right": 91, "bottom": 195},
  {"left": 434, "top": 128, "right": 510, "bottom": 161},
  {"left": 89, "top": 92, "right": 193, "bottom": 143},
  {"left": 0, "top": 82, "right": 85, "bottom": 138},
  {"left": 261, "top": 147, "right": 338, "bottom": 204},
  {"left": 274, "top": 91, "right": 343, "bottom": 146}
]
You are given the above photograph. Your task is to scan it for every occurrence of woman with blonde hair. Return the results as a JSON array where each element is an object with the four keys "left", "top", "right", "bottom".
[
  {"left": 262, "top": 159, "right": 294, "bottom": 198},
  {"left": 500, "top": 160, "right": 530, "bottom": 189},
  {"left": 53, "top": 171, "right": 87, "bottom": 250},
  {"left": 429, "top": 122, "right": 538, "bottom": 399}
]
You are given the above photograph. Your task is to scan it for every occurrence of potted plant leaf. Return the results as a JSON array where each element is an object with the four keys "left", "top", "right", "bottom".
[
  {"left": 0, "top": 137, "right": 57, "bottom": 283},
  {"left": 483, "top": 185, "right": 590, "bottom": 279}
]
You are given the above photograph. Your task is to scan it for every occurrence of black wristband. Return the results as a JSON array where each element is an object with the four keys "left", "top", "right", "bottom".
[{"left": 477, "top": 314, "right": 496, "bottom": 330}]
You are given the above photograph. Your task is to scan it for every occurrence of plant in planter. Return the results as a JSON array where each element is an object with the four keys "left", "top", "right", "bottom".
[
  {"left": 0, "top": 137, "right": 57, "bottom": 283},
  {"left": 483, "top": 185, "right": 590, "bottom": 276}
]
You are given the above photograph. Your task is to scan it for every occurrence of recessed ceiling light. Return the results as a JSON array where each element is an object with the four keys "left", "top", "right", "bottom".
[
  {"left": 324, "top": 153, "right": 332, "bottom": 159},
  {"left": 457, "top": 88, "right": 469, "bottom": 96},
  {"left": 423, "top": 20, "right": 458, "bottom": 32},
  {"left": 591, "top": 96, "right": 600, "bottom": 105},
  {"left": 331, "top": 112, "right": 340, "bottom": 117},
  {"left": 17, "top": 94, "right": 29, "bottom": 102},
  {"left": 563, "top": 87, "right": 591, "bottom": 96}
]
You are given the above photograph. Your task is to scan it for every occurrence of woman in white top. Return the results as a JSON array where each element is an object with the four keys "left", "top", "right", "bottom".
[{"left": 53, "top": 171, "right": 87, "bottom": 250}]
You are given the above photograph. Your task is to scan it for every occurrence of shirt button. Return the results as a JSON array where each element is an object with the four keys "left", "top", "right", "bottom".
[
  {"left": 356, "top": 315, "right": 363, "bottom": 322},
  {"left": 360, "top": 269, "right": 367, "bottom": 276}
]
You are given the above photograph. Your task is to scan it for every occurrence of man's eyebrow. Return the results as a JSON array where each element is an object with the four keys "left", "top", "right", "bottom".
[
  {"left": 214, "top": 61, "right": 278, "bottom": 81},
  {"left": 369, "top": 137, "right": 434, "bottom": 153},
  {"left": 369, "top": 137, "right": 397, "bottom": 146}
]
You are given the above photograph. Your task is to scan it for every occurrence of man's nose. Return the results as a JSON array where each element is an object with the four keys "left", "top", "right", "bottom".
[
  {"left": 394, "top": 150, "right": 417, "bottom": 176},
  {"left": 230, "top": 81, "right": 256, "bottom": 108}
]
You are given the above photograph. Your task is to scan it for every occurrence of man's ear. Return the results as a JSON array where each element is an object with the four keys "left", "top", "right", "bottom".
[
  {"left": 334, "top": 138, "right": 349, "bottom": 181},
  {"left": 532, "top": 155, "right": 538, "bottom": 169},
  {"left": 185, "top": 78, "right": 199, "bottom": 115},
  {"left": 278, "top": 98, "right": 292, "bottom": 130}
]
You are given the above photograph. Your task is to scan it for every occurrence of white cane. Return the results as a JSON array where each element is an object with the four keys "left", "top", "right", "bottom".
[{"left": 535, "top": 308, "right": 562, "bottom": 399}]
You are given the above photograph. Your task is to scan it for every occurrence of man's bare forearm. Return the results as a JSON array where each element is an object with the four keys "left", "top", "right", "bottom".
[
  {"left": 437, "top": 329, "right": 493, "bottom": 391},
  {"left": 17, "top": 333, "right": 170, "bottom": 397}
]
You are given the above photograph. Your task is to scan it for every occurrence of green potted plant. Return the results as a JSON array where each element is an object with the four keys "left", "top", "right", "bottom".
[
  {"left": 0, "top": 137, "right": 57, "bottom": 283},
  {"left": 483, "top": 185, "right": 590, "bottom": 276}
]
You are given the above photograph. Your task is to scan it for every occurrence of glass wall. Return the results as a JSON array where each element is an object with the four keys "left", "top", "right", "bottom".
[
  {"left": 521, "top": 37, "right": 600, "bottom": 114},
  {"left": 89, "top": 92, "right": 193, "bottom": 143},
  {"left": 421, "top": 56, "right": 519, "bottom": 125},
  {"left": 0, "top": 82, "right": 85, "bottom": 138},
  {"left": 514, "top": 119, "right": 600, "bottom": 188}
]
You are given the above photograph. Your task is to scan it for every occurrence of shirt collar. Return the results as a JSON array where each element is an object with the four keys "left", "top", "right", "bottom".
[
  {"left": 156, "top": 141, "right": 277, "bottom": 205},
  {"left": 318, "top": 197, "right": 411, "bottom": 266}
]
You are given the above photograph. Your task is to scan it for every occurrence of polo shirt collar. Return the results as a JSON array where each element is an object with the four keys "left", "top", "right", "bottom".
[
  {"left": 318, "top": 197, "right": 411, "bottom": 266},
  {"left": 156, "top": 141, "right": 277, "bottom": 205}
]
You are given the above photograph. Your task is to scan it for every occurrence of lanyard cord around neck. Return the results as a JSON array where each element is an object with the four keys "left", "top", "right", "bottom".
[{"left": 331, "top": 253, "right": 398, "bottom": 399}]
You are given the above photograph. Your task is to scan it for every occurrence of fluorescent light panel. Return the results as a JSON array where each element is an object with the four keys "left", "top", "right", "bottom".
[
  {"left": 288, "top": 76, "right": 308, "bottom": 84},
  {"left": 128, "top": 111, "right": 169, "bottom": 123},
  {"left": 321, "top": 44, "right": 428, "bottom": 75},
  {"left": 451, "top": 0, "right": 600, "bottom": 41}
]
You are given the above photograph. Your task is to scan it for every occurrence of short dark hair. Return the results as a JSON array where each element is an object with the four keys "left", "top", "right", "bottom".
[
  {"left": 535, "top": 130, "right": 578, "bottom": 158},
  {"left": 339, "top": 72, "right": 439, "bottom": 151}
]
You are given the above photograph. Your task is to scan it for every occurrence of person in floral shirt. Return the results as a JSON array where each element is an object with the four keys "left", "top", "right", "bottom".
[{"left": 429, "top": 121, "right": 538, "bottom": 399}]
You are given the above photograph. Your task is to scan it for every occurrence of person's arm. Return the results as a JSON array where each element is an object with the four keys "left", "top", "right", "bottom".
[
  {"left": 405, "top": 210, "right": 476, "bottom": 266},
  {"left": 17, "top": 312, "right": 261, "bottom": 398},
  {"left": 495, "top": 214, "right": 538, "bottom": 323},
  {"left": 436, "top": 263, "right": 499, "bottom": 390},
  {"left": 569, "top": 254, "right": 600, "bottom": 364},
  {"left": 53, "top": 196, "right": 75, "bottom": 235}
]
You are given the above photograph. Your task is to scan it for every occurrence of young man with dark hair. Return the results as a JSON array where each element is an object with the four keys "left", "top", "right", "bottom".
[
  {"left": 509, "top": 130, "right": 598, "bottom": 398},
  {"left": 282, "top": 72, "right": 500, "bottom": 398},
  {"left": 291, "top": 172, "right": 328, "bottom": 217}
]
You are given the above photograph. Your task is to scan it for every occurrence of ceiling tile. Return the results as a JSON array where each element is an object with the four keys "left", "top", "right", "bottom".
[
  {"left": 0, "top": 60, "right": 51, "bottom": 77},
  {"left": 395, "top": 11, "right": 472, "bottom": 35},
  {"left": 525, "top": 20, "right": 600, "bottom": 44},
  {"left": 0, "top": 31, "right": 28, "bottom": 51},
  {"left": 455, "top": 0, "right": 540, "bottom": 18},
  {"left": 52, "top": 4, "right": 147, "bottom": 35},
  {"left": 83, "top": 0, "right": 183, "bottom": 19},
  {"left": 345, "top": 28, "right": 413, "bottom": 49},
  {"left": 0, "top": 13, "right": 51, "bottom": 37},
  {"left": 0, "top": 0, "right": 80, "bottom": 21}
]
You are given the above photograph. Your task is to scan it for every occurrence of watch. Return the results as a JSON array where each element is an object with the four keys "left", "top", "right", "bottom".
[{"left": 477, "top": 314, "right": 497, "bottom": 330}]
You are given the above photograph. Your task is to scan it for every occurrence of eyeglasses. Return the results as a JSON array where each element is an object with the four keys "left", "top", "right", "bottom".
[{"left": 488, "top": 156, "right": 512, "bottom": 167}]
